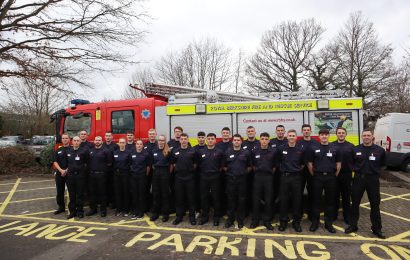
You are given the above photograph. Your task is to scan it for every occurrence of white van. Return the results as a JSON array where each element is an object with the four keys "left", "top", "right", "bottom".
[{"left": 374, "top": 113, "right": 410, "bottom": 172}]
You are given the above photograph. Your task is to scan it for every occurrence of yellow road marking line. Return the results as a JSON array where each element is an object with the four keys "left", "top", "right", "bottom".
[
  {"left": 0, "top": 179, "right": 54, "bottom": 186},
  {"left": 9, "top": 196, "right": 67, "bottom": 204},
  {"left": 0, "top": 186, "right": 54, "bottom": 194},
  {"left": 361, "top": 205, "right": 410, "bottom": 222},
  {"left": 18, "top": 210, "right": 56, "bottom": 216},
  {"left": 387, "top": 231, "right": 410, "bottom": 242},
  {"left": 360, "top": 192, "right": 410, "bottom": 206},
  {"left": 0, "top": 178, "right": 21, "bottom": 215},
  {"left": 0, "top": 214, "right": 405, "bottom": 243}
]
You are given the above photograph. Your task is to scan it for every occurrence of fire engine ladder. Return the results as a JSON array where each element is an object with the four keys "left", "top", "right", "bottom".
[{"left": 130, "top": 83, "right": 345, "bottom": 103}]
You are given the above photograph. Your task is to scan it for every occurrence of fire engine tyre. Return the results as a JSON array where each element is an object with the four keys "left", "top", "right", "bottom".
[{"left": 401, "top": 157, "right": 410, "bottom": 173}]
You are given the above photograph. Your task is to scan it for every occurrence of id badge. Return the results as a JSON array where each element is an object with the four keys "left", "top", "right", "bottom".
[
  {"left": 326, "top": 152, "right": 332, "bottom": 157},
  {"left": 230, "top": 155, "right": 234, "bottom": 158},
  {"left": 282, "top": 151, "right": 288, "bottom": 154},
  {"left": 75, "top": 156, "right": 80, "bottom": 161},
  {"left": 369, "top": 156, "right": 376, "bottom": 161}
]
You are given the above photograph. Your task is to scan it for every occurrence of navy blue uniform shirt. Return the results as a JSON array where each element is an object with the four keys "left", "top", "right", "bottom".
[
  {"left": 144, "top": 141, "right": 157, "bottom": 154},
  {"left": 125, "top": 142, "right": 136, "bottom": 152},
  {"left": 216, "top": 140, "right": 232, "bottom": 152},
  {"left": 89, "top": 146, "right": 112, "bottom": 172},
  {"left": 113, "top": 149, "right": 130, "bottom": 171},
  {"left": 352, "top": 144, "right": 386, "bottom": 176},
  {"left": 196, "top": 147, "right": 224, "bottom": 176},
  {"left": 308, "top": 143, "right": 342, "bottom": 173},
  {"left": 242, "top": 139, "right": 259, "bottom": 152},
  {"left": 224, "top": 148, "right": 252, "bottom": 176},
  {"left": 53, "top": 146, "right": 69, "bottom": 170},
  {"left": 167, "top": 139, "right": 181, "bottom": 151},
  {"left": 298, "top": 138, "right": 319, "bottom": 150},
  {"left": 152, "top": 147, "right": 171, "bottom": 167},
  {"left": 269, "top": 138, "right": 287, "bottom": 149},
  {"left": 171, "top": 146, "right": 196, "bottom": 179},
  {"left": 66, "top": 147, "right": 89, "bottom": 173},
  {"left": 80, "top": 141, "right": 93, "bottom": 150},
  {"left": 252, "top": 146, "right": 278, "bottom": 174},
  {"left": 194, "top": 144, "right": 207, "bottom": 153},
  {"left": 103, "top": 142, "right": 118, "bottom": 153},
  {"left": 332, "top": 140, "right": 354, "bottom": 173},
  {"left": 129, "top": 150, "right": 151, "bottom": 175},
  {"left": 278, "top": 143, "right": 306, "bottom": 173}
]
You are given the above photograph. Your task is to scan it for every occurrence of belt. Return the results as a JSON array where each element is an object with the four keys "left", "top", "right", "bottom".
[
  {"left": 114, "top": 169, "right": 128, "bottom": 173},
  {"left": 314, "top": 172, "right": 335, "bottom": 176},
  {"left": 90, "top": 171, "right": 106, "bottom": 174},
  {"left": 282, "top": 172, "right": 301, "bottom": 177}
]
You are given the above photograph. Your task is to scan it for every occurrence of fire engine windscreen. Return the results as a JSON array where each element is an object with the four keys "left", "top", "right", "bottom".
[{"left": 64, "top": 114, "right": 91, "bottom": 138}]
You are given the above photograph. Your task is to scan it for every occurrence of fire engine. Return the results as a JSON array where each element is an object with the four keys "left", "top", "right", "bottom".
[{"left": 51, "top": 83, "right": 364, "bottom": 146}]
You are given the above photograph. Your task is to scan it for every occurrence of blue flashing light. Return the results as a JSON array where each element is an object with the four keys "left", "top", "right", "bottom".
[{"left": 71, "top": 99, "right": 90, "bottom": 105}]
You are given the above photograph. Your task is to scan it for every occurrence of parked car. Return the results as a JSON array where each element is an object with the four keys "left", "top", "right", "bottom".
[
  {"left": 27, "top": 135, "right": 55, "bottom": 158},
  {"left": 374, "top": 113, "right": 410, "bottom": 172},
  {"left": 0, "top": 136, "right": 24, "bottom": 148}
]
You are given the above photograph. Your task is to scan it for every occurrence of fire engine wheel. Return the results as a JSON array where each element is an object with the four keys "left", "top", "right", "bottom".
[{"left": 401, "top": 157, "right": 410, "bottom": 173}]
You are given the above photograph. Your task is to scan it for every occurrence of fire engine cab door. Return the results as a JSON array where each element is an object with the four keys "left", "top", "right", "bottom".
[{"left": 106, "top": 106, "right": 140, "bottom": 140}]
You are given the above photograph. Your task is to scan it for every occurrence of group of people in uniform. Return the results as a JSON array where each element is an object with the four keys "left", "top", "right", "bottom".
[{"left": 52, "top": 124, "right": 386, "bottom": 238}]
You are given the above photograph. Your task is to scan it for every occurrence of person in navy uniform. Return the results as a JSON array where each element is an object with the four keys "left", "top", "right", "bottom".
[
  {"left": 277, "top": 129, "right": 306, "bottom": 232},
  {"left": 242, "top": 126, "right": 258, "bottom": 152},
  {"left": 129, "top": 140, "right": 151, "bottom": 219},
  {"left": 196, "top": 133, "right": 224, "bottom": 226},
  {"left": 250, "top": 132, "right": 278, "bottom": 230},
  {"left": 269, "top": 125, "right": 287, "bottom": 148},
  {"left": 125, "top": 131, "right": 136, "bottom": 152},
  {"left": 171, "top": 133, "right": 197, "bottom": 225},
  {"left": 194, "top": 131, "right": 206, "bottom": 214},
  {"left": 113, "top": 138, "right": 131, "bottom": 216},
  {"left": 270, "top": 125, "right": 287, "bottom": 215},
  {"left": 66, "top": 136, "right": 90, "bottom": 219},
  {"left": 345, "top": 129, "right": 387, "bottom": 239},
  {"left": 144, "top": 128, "right": 158, "bottom": 153},
  {"left": 216, "top": 127, "right": 232, "bottom": 152},
  {"left": 144, "top": 128, "right": 158, "bottom": 213},
  {"left": 168, "top": 126, "right": 183, "bottom": 151},
  {"left": 52, "top": 133, "right": 70, "bottom": 215},
  {"left": 86, "top": 136, "right": 112, "bottom": 217},
  {"left": 103, "top": 131, "right": 117, "bottom": 210},
  {"left": 224, "top": 134, "right": 252, "bottom": 229},
  {"left": 307, "top": 129, "right": 341, "bottom": 233},
  {"left": 150, "top": 135, "right": 172, "bottom": 222},
  {"left": 332, "top": 127, "right": 354, "bottom": 224},
  {"left": 298, "top": 124, "right": 319, "bottom": 221},
  {"left": 79, "top": 130, "right": 93, "bottom": 150}
]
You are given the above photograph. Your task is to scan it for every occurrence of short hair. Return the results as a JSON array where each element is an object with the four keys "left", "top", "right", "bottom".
[
  {"left": 197, "top": 131, "right": 206, "bottom": 137},
  {"left": 288, "top": 129, "right": 297, "bottom": 134},
  {"left": 336, "top": 127, "right": 347, "bottom": 133},
  {"left": 222, "top": 127, "right": 230, "bottom": 132},
  {"left": 260, "top": 132, "right": 270, "bottom": 138},
  {"left": 148, "top": 128, "right": 157, "bottom": 133},
  {"left": 105, "top": 131, "right": 112, "bottom": 134},
  {"left": 301, "top": 124, "right": 311, "bottom": 130},
  {"left": 363, "top": 128, "right": 374, "bottom": 134},
  {"left": 61, "top": 133, "right": 70, "bottom": 138},
  {"left": 80, "top": 130, "right": 88, "bottom": 133},
  {"left": 174, "top": 126, "right": 183, "bottom": 132},
  {"left": 95, "top": 136, "right": 103, "bottom": 140},
  {"left": 180, "top": 133, "right": 189, "bottom": 138},
  {"left": 247, "top": 126, "right": 255, "bottom": 130},
  {"left": 126, "top": 131, "right": 134, "bottom": 135},
  {"left": 276, "top": 125, "right": 285, "bottom": 129},
  {"left": 135, "top": 139, "right": 144, "bottom": 144},
  {"left": 233, "top": 133, "right": 242, "bottom": 140},
  {"left": 207, "top": 133, "right": 216, "bottom": 138},
  {"left": 318, "top": 129, "right": 330, "bottom": 135}
]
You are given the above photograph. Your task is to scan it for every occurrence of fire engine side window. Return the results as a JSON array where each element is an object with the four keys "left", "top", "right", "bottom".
[{"left": 111, "top": 110, "right": 135, "bottom": 134}]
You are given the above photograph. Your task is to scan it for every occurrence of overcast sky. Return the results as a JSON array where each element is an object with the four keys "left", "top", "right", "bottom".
[{"left": 88, "top": 0, "right": 410, "bottom": 102}]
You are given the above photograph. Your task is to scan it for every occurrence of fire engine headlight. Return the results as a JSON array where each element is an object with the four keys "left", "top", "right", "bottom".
[
  {"left": 317, "top": 100, "right": 329, "bottom": 110},
  {"left": 195, "top": 104, "right": 206, "bottom": 114}
]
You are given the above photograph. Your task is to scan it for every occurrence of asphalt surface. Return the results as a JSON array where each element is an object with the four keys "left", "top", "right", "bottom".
[{"left": 0, "top": 175, "right": 410, "bottom": 259}]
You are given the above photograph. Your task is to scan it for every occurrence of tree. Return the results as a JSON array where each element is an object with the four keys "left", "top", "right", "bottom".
[
  {"left": 246, "top": 19, "right": 324, "bottom": 93},
  {"left": 306, "top": 44, "right": 341, "bottom": 91},
  {"left": 155, "top": 38, "right": 233, "bottom": 91},
  {"left": 332, "top": 11, "right": 394, "bottom": 108},
  {"left": 0, "top": 0, "right": 149, "bottom": 89},
  {"left": 1, "top": 70, "right": 72, "bottom": 135},
  {"left": 123, "top": 67, "right": 155, "bottom": 99}
]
